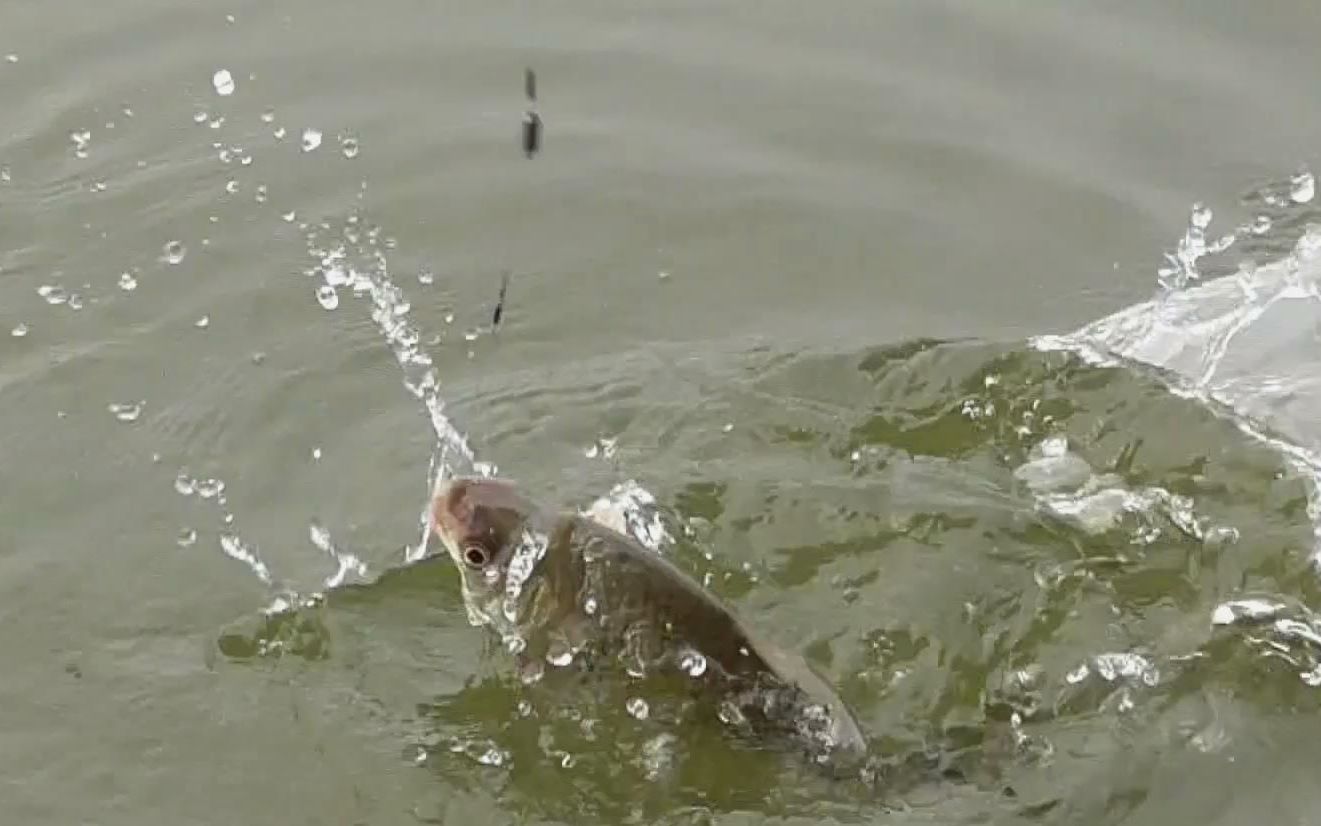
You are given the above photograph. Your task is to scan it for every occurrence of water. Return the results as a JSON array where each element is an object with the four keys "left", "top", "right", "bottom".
[{"left": 5, "top": 1, "right": 1321, "bottom": 824}]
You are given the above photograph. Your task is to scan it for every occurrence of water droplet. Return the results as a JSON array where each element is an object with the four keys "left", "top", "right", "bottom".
[
  {"left": 340, "top": 136, "right": 359, "bottom": 159},
  {"left": 11, "top": 323, "right": 28, "bottom": 337},
  {"left": 301, "top": 128, "right": 322, "bottom": 152},
  {"left": 722, "top": 422, "right": 734, "bottom": 433},
  {"left": 4, "top": 54, "right": 17, "bottom": 63},
  {"left": 212, "top": 69, "right": 235, "bottom": 96},
  {"left": 516, "top": 699, "right": 533, "bottom": 717},
  {"left": 37, "top": 285, "right": 68, "bottom": 305},
  {"left": 67, "top": 293, "right": 84, "bottom": 311},
  {"left": 717, "top": 700, "right": 747, "bottom": 727},
  {"left": 678, "top": 648, "right": 708, "bottom": 678},
  {"left": 162, "top": 241, "right": 187, "bottom": 264},
  {"left": 195, "top": 315, "right": 210, "bottom": 328},
  {"left": 558, "top": 752, "right": 575, "bottom": 769},
  {"left": 1291, "top": 170, "right": 1315, "bottom": 204},
  {"left": 177, "top": 528, "right": 198, "bottom": 548},
  {"left": 1065, "top": 663, "right": 1090, "bottom": 684},
  {"left": 417, "top": 270, "right": 434, "bottom": 285},
  {"left": 193, "top": 111, "right": 208, "bottom": 124},
  {"left": 315, "top": 284, "right": 339, "bottom": 310},
  {"left": 107, "top": 401, "right": 143, "bottom": 422},
  {"left": 90, "top": 181, "right": 106, "bottom": 193},
  {"left": 1251, "top": 214, "right": 1272, "bottom": 235},
  {"left": 208, "top": 116, "right": 224, "bottom": 129},
  {"left": 273, "top": 126, "right": 286, "bottom": 140},
  {"left": 1, "top": 166, "right": 9, "bottom": 182},
  {"left": 260, "top": 109, "right": 275, "bottom": 123},
  {"left": 547, "top": 649, "right": 574, "bottom": 667},
  {"left": 583, "top": 596, "right": 598, "bottom": 615},
  {"left": 281, "top": 210, "right": 296, "bottom": 222},
  {"left": 173, "top": 473, "right": 196, "bottom": 496},
  {"left": 626, "top": 697, "right": 650, "bottom": 720},
  {"left": 69, "top": 130, "right": 91, "bottom": 158},
  {"left": 225, "top": 13, "right": 236, "bottom": 23},
  {"left": 196, "top": 478, "right": 225, "bottom": 499},
  {"left": 224, "top": 180, "right": 239, "bottom": 194},
  {"left": 254, "top": 184, "right": 267, "bottom": 203},
  {"left": 658, "top": 270, "right": 670, "bottom": 281}
]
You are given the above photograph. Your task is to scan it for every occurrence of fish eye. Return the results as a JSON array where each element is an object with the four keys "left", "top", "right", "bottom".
[{"left": 462, "top": 543, "right": 490, "bottom": 568}]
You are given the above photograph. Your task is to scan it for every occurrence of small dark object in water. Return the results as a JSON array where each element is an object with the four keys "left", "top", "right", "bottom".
[
  {"left": 492, "top": 271, "right": 510, "bottom": 328},
  {"left": 522, "top": 67, "right": 541, "bottom": 158}
]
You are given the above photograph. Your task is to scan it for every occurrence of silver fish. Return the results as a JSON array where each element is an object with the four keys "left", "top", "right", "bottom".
[{"left": 428, "top": 475, "right": 868, "bottom": 762}]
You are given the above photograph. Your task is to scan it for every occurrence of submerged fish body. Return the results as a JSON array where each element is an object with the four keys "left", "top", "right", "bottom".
[{"left": 429, "top": 476, "right": 868, "bottom": 761}]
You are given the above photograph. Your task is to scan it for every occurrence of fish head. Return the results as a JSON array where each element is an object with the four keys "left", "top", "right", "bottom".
[{"left": 429, "top": 475, "right": 548, "bottom": 604}]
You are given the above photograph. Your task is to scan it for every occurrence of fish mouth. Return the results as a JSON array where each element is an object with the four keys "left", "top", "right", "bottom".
[{"left": 427, "top": 474, "right": 533, "bottom": 562}]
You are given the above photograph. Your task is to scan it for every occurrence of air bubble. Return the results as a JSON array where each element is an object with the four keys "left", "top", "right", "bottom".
[
  {"left": 418, "top": 270, "right": 435, "bottom": 285},
  {"left": 193, "top": 111, "right": 208, "bottom": 124},
  {"left": 547, "top": 649, "right": 574, "bottom": 667},
  {"left": 626, "top": 697, "right": 650, "bottom": 720},
  {"left": 212, "top": 69, "right": 236, "bottom": 96},
  {"left": 174, "top": 473, "right": 196, "bottom": 496},
  {"left": 11, "top": 323, "right": 28, "bottom": 337},
  {"left": 225, "top": 180, "right": 238, "bottom": 194},
  {"left": 254, "top": 185, "right": 267, "bottom": 203},
  {"left": 177, "top": 528, "right": 198, "bottom": 548},
  {"left": 195, "top": 315, "right": 210, "bottom": 328},
  {"left": 311, "top": 447, "right": 322, "bottom": 460},
  {"left": 273, "top": 126, "right": 286, "bottom": 140},
  {"left": 162, "top": 241, "right": 187, "bottom": 264},
  {"left": 281, "top": 210, "right": 296, "bottom": 222},
  {"left": 1190, "top": 203, "right": 1212, "bottom": 230},
  {"left": 301, "top": 128, "right": 322, "bottom": 152},
  {"left": 340, "top": 137, "right": 359, "bottom": 159},
  {"left": 209, "top": 117, "right": 224, "bottom": 129},
  {"left": 583, "top": 596, "right": 598, "bottom": 615},
  {"left": 260, "top": 109, "right": 275, "bottom": 123},
  {"left": 67, "top": 293, "right": 84, "bottom": 311},
  {"left": 4, "top": 54, "right": 16, "bottom": 63},
  {"left": 107, "top": 402, "right": 143, "bottom": 422},
  {"left": 316, "top": 285, "right": 339, "bottom": 310}
]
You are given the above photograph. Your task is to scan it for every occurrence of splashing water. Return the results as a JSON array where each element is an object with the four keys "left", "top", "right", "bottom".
[{"left": 1035, "top": 172, "right": 1321, "bottom": 582}]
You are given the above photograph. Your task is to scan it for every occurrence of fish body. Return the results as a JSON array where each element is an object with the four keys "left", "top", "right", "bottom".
[{"left": 428, "top": 476, "right": 868, "bottom": 761}]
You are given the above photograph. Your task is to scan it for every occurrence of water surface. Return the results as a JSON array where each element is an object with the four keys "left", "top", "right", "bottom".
[{"left": 4, "top": 2, "right": 1321, "bottom": 824}]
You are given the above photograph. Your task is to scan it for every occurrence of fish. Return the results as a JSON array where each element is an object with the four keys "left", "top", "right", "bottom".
[{"left": 427, "top": 475, "right": 869, "bottom": 764}]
